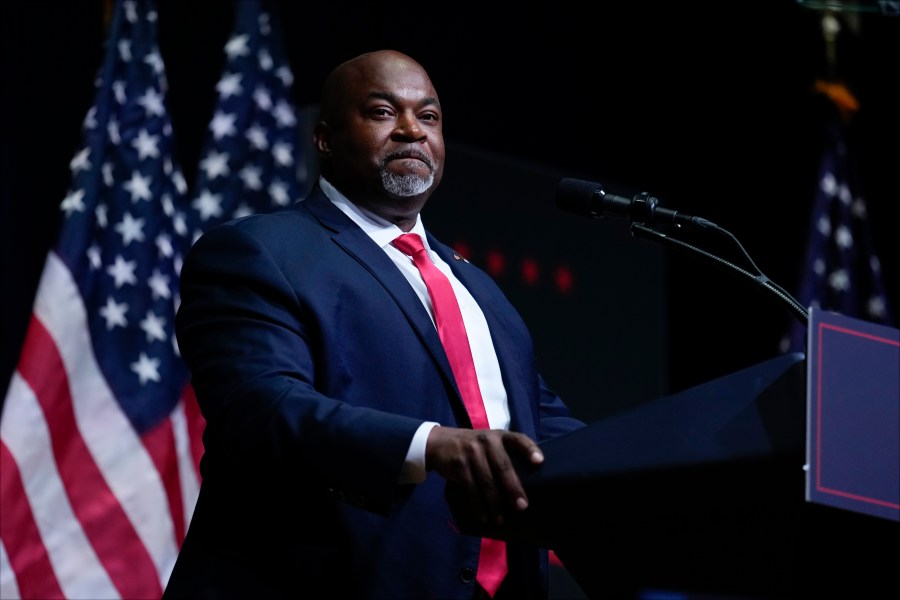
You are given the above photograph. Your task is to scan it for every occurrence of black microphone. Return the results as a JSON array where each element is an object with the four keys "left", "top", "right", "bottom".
[{"left": 555, "top": 178, "right": 717, "bottom": 230}]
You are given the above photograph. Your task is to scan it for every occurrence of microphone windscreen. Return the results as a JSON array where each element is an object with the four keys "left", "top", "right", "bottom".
[{"left": 555, "top": 178, "right": 601, "bottom": 216}]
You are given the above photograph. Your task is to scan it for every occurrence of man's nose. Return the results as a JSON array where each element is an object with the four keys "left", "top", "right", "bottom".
[{"left": 394, "top": 112, "right": 426, "bottom": 141}]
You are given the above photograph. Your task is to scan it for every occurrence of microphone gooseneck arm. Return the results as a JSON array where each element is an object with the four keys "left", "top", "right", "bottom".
[{"left": 630, "top": 223, "right": 809, "bottom": 325}]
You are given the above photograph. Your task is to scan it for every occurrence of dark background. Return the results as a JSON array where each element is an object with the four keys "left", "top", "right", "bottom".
[
  {"left": 2, "top": 2, "right": 898, "bottom": 598},
  {"left": 3, "top": 1, "right": 898, "bottom": 406}
]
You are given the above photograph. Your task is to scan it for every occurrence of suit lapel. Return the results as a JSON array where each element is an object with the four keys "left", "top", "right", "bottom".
[{"left": 303, "top": 190, "right": 462, "bottom": 403}]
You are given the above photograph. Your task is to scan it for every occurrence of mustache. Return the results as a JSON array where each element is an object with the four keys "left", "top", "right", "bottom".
[{"left": 382, "top": 148, "right": 435, "bottom": 171}]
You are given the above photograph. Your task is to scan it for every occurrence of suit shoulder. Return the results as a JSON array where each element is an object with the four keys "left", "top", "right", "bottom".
[
  {"left": 196, "top": 204, "right": 318, "bottom": 242},
  {"left": 228, "top": 203, "right": 314, "bottom": 233}
]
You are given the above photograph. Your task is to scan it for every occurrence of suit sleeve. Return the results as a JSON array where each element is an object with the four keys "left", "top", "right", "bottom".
[
  {"left": 176, "top": 222, "right": 422, "bottom": 513},
  {"left": 536, "top": 374, "right": 587, "bottom": 440}
]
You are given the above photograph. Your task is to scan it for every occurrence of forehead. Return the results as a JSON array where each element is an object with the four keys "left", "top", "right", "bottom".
[{"left": 350, "top": 57, "right": 438, "bottom": 103}]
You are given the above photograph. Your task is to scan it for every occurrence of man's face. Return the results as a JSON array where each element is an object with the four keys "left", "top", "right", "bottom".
[{"left": 322, "top": 54, "right": 445, "bottom": 219}]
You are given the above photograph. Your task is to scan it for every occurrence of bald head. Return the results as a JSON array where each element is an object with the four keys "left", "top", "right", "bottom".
[
  {"left": 319, "top": 50, "right": 436, "bottom": 124},
  {"left": 313, "top": 50, "right": 445, "bottom": 230}
]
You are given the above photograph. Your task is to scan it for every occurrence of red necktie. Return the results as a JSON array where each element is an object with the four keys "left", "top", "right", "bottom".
[{"left": 392, "top": 233, "right": 507, "bottom": 597}]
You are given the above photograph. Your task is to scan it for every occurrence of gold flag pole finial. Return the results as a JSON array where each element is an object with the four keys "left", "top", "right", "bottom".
[{"left": 815, "top": 10, "right": 860, "bottom": 122}]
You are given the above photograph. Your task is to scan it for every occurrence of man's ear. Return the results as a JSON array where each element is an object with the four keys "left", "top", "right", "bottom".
[{"left": 313, "top": 121, "right": 331, "bottom": 157}]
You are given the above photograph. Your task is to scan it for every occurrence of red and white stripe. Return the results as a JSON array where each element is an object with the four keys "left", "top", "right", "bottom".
[{"left": 0, "top": 252, "right": 203, "bottom": 600}]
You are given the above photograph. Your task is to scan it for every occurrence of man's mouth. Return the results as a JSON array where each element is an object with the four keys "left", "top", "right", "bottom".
[{"left": 385, "top": 150, "right": 433, "bottom": 170}]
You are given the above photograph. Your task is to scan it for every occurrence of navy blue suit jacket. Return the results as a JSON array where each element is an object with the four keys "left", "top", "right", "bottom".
[{"left": 163, "top": 185, "right": 585, "bottom": 599}]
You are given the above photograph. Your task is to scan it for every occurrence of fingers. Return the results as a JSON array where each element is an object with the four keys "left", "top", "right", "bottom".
[
  {"left": 426, "top": 427, "right": 493, "bottom": 525},
  {"left": 426, "top": 427, "right": 542, "bottom": 526},
  {"left": 506, "top": 432, "right": 544, "bottom": 467},
  {"left": 468, "top": 432, "right": 503, "bottom": 526},
  {"left": 494, "top": 432, "right": 543, "bottom": 513}
]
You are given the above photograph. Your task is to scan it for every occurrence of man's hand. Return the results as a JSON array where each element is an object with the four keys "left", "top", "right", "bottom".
[{"left": 425, "top": 426, "right": 544, "bottom": 528}]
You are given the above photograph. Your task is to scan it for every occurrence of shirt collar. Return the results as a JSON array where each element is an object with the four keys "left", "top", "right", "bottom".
[{"left": 319, "top": 175, "right": 429, "bottom": 250}]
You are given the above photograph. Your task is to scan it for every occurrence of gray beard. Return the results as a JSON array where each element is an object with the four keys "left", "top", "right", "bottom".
[{"left": 380, "top": 170, "right": 434, "bottom": 197}]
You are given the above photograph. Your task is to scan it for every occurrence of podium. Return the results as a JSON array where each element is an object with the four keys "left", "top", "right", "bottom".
[{"left": 448, "top": 352, "right": 900, "bottom": 598}]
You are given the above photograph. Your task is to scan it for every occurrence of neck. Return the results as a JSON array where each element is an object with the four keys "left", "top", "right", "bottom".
[{"left": 319, "top": 175, "right": 425, "bottom": 231}]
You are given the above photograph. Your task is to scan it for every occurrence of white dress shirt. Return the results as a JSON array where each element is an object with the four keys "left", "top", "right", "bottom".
[{"left": 319, "top": 177, "right": 511, "bottom": 483}]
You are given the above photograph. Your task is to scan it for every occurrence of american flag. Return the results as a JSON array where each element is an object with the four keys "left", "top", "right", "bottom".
[
  {"left": 781, "top": 92, "right": 895, "bottom": 353},
  {"left": 188, "top": 0, "right": 311, "bottom": 231},
  {"left": 0, "top": 1, "right": 307, "bottom": 598}
]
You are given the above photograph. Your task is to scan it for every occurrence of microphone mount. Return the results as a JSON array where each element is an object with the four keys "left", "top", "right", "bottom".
[
  {"left": 614, "top": 190, "right": 659, "bottom": 225},
  {"left": 556, "top": 178, "right": 717, "bottom": 231},
  {"left": 555, "top": 177, "right": 808, "bottom": 326}
]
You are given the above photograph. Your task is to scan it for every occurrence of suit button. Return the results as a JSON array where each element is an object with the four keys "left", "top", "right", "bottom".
[{"left": 459, "top": 567, "right": 475, "bottom": 584}]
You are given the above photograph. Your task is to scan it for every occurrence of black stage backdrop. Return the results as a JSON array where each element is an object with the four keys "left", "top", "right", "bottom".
[
  {"left": 4, "top": 0, "right": 898, "bottom": 410},
  {"left": 2, "top": 2, "right": 899, "bottom": 598}
]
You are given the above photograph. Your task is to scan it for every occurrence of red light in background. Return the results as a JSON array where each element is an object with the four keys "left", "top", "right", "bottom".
[
  {"left": 554, "top": 266, "right": 574, "bottom": 294},
  {"left": 486, "top": 250, "right": 505, "bottom": 277},
  {"left": 521, "top": 258, "right": 539, "bottom": 285},
  {"left": 455, "top": 244, "right": 574, "bottom": 294}
]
